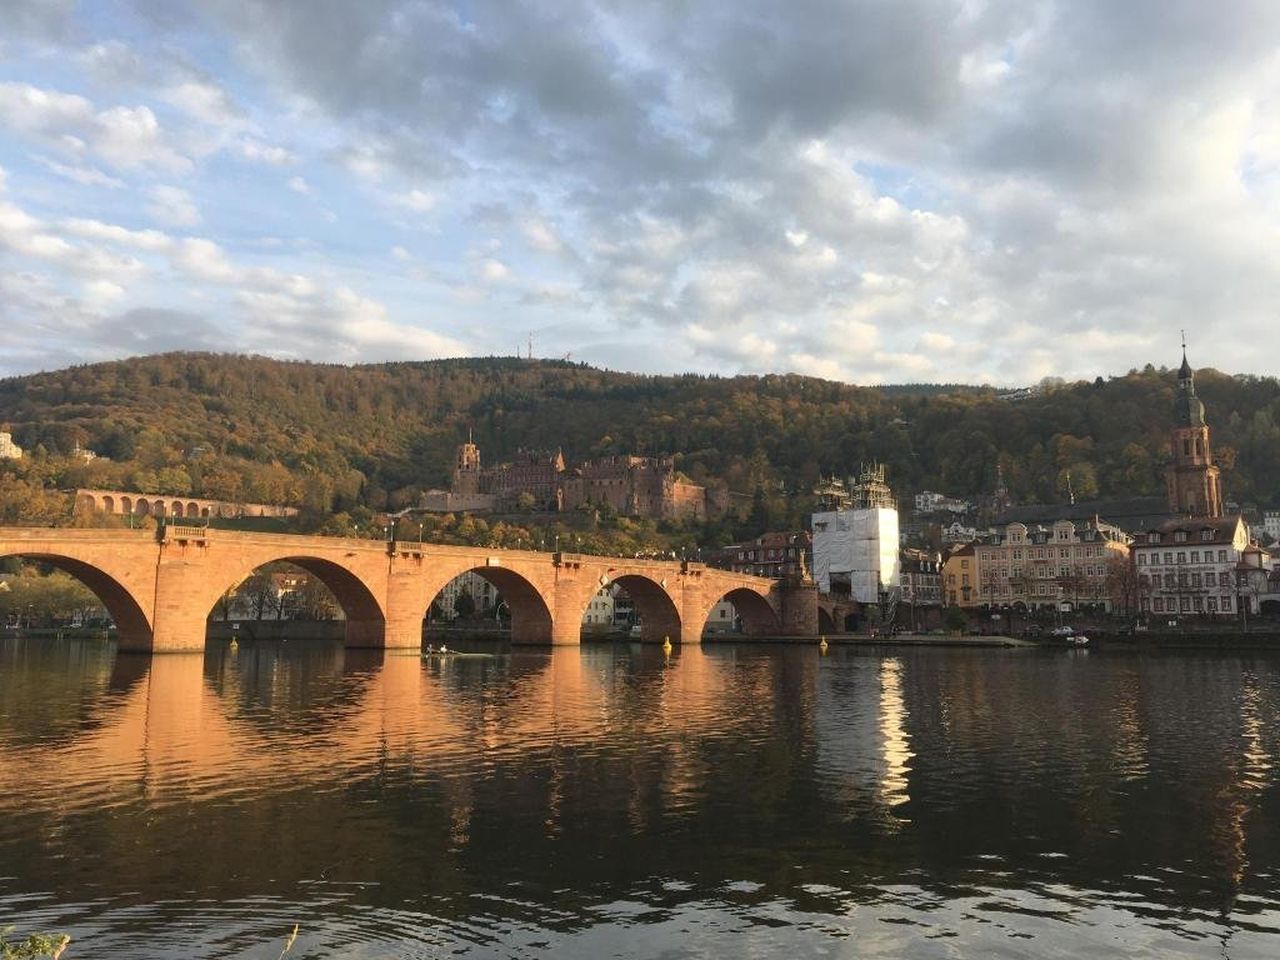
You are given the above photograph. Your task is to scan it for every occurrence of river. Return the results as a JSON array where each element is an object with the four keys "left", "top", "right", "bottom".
[{"left": 2, "top": 637, "right": 1279, "bottom": 958}]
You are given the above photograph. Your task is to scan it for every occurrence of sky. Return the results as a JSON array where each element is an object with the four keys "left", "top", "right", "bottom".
[{"left": 2, "top": 1, "right": 1280, "bottom": 386}]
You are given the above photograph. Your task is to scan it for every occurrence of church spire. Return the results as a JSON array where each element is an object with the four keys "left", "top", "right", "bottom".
[{"left": 1174, "top": 338, "right": 1204, "bottom": 427}]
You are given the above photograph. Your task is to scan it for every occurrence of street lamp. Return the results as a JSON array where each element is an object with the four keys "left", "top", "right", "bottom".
[{"left": 418, "top": 522, "right": 424, "bottom": 545}]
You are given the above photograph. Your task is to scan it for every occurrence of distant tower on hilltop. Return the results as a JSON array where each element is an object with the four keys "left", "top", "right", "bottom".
[
  {"left": 453, "top": 433, "right": 482, "bottom": 497},
  {"left": 1166, "top": 342, "right": 1223, "bottom": 519}
]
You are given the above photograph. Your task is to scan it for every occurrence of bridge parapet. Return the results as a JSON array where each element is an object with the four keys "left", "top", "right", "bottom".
[{"left": 162, "top": 523, "right": 210, "bottom": 545}]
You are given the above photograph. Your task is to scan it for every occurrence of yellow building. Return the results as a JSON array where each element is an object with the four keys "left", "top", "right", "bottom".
[
  {"left": 942, "top": 543, "right": 978, "bottom": 607},
  {"left": 973, "top": 519, "right": 1131, "bottom": 612}
]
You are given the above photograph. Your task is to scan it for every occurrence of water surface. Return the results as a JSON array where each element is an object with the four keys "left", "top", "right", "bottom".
[{"left": 2, "top": 638, "right": 1279, "bottom": 958}]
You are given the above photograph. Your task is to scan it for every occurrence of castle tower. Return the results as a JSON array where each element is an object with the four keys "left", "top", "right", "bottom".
[
  {"left": 1166, "top": 346, "right": 1223, "bottom": 518},
  {"left": 453, "top": 437, "right": 482, "bottom": 496}
]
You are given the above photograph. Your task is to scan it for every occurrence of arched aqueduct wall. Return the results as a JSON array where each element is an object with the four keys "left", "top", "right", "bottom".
[
  {"left": 0, "top": 527, "right": 816, "bottom": 653},
  {"left": 75, "top": 489, "right": 298, "bottom": 521}
]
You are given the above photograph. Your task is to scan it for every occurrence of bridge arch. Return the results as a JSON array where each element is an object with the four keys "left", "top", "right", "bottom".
[
  {"left": 418, "top": 563, "right": 554, "bottom": 645},
  {"left": 695, "top": 586, "right": 780, "bottom": 639},
  {"left": 605, "top": 573, "right": 682, "bottom": 643},
  {"left": 0, "top": 550, "right": 153, "bottom": 651},
  {"left": 201, "top": 554, "right": 388, "bottom": 648}
]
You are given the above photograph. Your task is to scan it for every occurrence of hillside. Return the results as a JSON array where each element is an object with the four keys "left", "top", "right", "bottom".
[{"left": 2, "top": 353, "right": 1279, "bottom": 531}]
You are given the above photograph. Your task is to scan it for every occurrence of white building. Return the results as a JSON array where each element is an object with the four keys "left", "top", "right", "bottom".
[
  {"left": 0, "top": 432, "right": 22, "bottom": 460},
  {"left": 812, "top": 507, "right": 900, "bottom": 602},
  {"left": 913, "top": 491, "right": 970, "bottom": 515},
  {"left": 1264, "top": 510, "right": 1280, "bottom": 543},
  {"left": 1133, "top": 515, "right": 1251, "bottom": 618},
  {"left": 582, "top": 584, "right": 616, "bottom": 628},
  {"left": 941, "top": 520, "right": 978, "bottom": 543}
]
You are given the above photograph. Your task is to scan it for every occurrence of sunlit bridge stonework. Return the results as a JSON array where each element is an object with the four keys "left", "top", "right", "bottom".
[{"left": 0, "top": 525, "right": 818, "bottom": 652}]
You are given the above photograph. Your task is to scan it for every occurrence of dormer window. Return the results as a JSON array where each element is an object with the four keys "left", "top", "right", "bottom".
[
  {"left": 1200, "top": 529, "right": 1213, "bottom": 542},
  {"left": 1174, "top": 531, "right": 1188, "bottom": 543},
  {"left": 1148, "top": 533, "right": 1161, "bottom": 544}
]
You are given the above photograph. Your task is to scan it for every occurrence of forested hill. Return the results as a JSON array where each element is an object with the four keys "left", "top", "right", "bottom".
[{"left": 2, "top": 353, "right": 1279, "bottom": 515}]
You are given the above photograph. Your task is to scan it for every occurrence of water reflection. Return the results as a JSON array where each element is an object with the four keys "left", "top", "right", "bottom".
[{"left": 1, "top": 639, "right": 1279, "bottom": 958}]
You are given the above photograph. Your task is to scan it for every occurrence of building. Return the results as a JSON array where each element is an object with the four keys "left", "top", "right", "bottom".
[
  {"left": 973, "top": 518, "right": 1132, "bottom": 613},
  {"left": 1133, "top": 516, "right": 1251, "bottom": 618},
  {"left": 712, "top": 531, "right": 811, "bottom": 579},
  {"left": 0, "top": 431, "right": 22, "bottom": 460},
  {"left": 433, "top": 570, "right": 499, "bottom": 620},
  {"left": 942, "top": 544, "right": 976, "bottom": 607},
  {"left": 899, "top": 549, "right": 943, "bottom": 608},
  {"left": 941, "top": 520, "right": 979, "bottom": 543},
  {"left": 427, "top": 439, "right": 708, "bottom": 520},
  {"left": 582, "top": 584, "right": 616, "bottom": 633},
  {"left": 812, "top": 467, "right": 900, "bottom": 602},
  {"left": 1167, "top": 347, "right": 1224, "bottom": 518},
  {"left": 1263, "top": 510, "right": 1280, "bottom": 543},
  {"left": 562, "top": 455, "right": 707, "bottom": 521},
  {"left": 913, "top": 491, "right": 971, "bottom": 515}
]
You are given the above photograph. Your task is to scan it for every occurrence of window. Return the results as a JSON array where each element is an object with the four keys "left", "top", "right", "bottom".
[
  {"left": 1191, "top": 551, "right": 1199, "bottom": 563},
  {"left": 1164, "top": 552, "right": 1173, "bottom": 564},
  {"left": 1177, "top": 552, "right": 1186, "bottom": 564},
  {"left": 1175, "top": 531, "right": 1188, "bottom": 543},
  {"left": 1137, "top": 553, "right": 1146, "bottom": 566},
  {"left": 1218, "top": 550, "right": 1227, "bottom": 563},
  {"left": 1201, "top": 530, "right": 1213, "bottom": 542},
  {"left": 1222, "top": 596, "right": 1232, "bottom": 611},
  {"left": 1148, "top": 533, "right": 1161, "bottom": 544},
  {"left": 1207, "top": 597, "right": 1217, "bottom": 613},
  {"left": 1154, "top": 598, "right": 1164, "bottom": 612},
  {"left": 1180, "top": 596, "right": 1191, "bottom": 612}
]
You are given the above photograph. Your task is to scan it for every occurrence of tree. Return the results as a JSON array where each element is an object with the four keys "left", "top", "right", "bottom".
[
  {"left": 942, "top": 605, "right": 968, "bottom": 634},
  {"left": 235, "top": 571, "right": 280, "bottom": 620},
  {"left": 453, "top": 587, "right": 476, "bottom": 620},
  {"left": 1106, "top": 554, "right": 1139, "bottom": 618}
]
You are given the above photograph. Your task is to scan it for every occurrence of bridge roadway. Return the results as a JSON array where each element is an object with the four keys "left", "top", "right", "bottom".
[{"left": 0, "top": 525, "right": 818, "bottom": 653}]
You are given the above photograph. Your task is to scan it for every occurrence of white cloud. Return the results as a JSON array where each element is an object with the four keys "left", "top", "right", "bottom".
[
  {"left": 389, "top": 188, "right": 436, "bottom": 213},
  {"left": 391, "top": 245, "right": 412, "bottom": 261},
  {"left": 240, "top": 139, "right": 294, "bottom": 165},
  {"left": 63, "top": 218, "right": 172, "bottom": 251},
  {"left": 0, "top": 82, "right": 192, "bottom": 173},
  {"left": 145, "top": 185, "right": 201, "bottom": 228},
  {"left": 522, "top": 218, "right": 563, "bottom": 254},
  {"left": 287, "top": 175, "right": 310, "bottom": 194},
  {"left": 476, "top": 258, "right": 510, "bottom": 282},
  {"left": 91, "top": 104, "right": 191, "bottom": 172},
  {"left": 34, "top": 155, "right": 125, "bottom": 189}
]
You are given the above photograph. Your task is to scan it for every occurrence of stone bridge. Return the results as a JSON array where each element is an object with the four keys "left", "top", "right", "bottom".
[{"left": 0, "top": 526, "right": 817, "bottom": 652}]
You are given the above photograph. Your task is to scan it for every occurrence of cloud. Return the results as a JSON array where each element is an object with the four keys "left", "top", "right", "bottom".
[
  {"left": 7, "top": 1, "right": 1280, "bottom": 383},
  {"left": 389, "top": 188, "right": 436, "bottom": 213},
  {"left": 145, "top": 185, "right": 201, "bottom": 227},
  {"left": 0, "top": 81, "right": 191, "bottom": 173},
  {"left": 33, "top": 155, "right": 126, "bottom": 189}
]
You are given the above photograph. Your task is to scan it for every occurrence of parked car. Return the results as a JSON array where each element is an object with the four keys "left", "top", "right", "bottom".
[{"left": 1050, "top": 625, "right": 1075, "bottom": 637}]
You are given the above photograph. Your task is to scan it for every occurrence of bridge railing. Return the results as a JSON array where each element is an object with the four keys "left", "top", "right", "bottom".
[{"left": 162, "top": 523, "right": 210, "bottom": 544}]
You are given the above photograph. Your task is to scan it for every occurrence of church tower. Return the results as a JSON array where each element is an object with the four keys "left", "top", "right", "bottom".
[
  {"left": 1166, "top": 346, "right": 1222, "bottom": 518},
  {"left": 453, "top": 434, "right": 482, "bottom": 496}
]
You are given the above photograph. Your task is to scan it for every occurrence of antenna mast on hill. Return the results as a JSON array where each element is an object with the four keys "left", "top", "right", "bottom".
[{"left": 528, "top": 331, "right": 534, "bottom": 360}]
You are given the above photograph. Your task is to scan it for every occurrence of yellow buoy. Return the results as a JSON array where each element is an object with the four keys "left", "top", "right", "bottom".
[
  {"left": 662, "top": 635, "right": 672, "bottom": 653},
  {"left": 819, "top": 635, "right": 828, "bottom": 654},
  {"left": 229, "top": 638, "right": 239, "bottom": 652}
]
